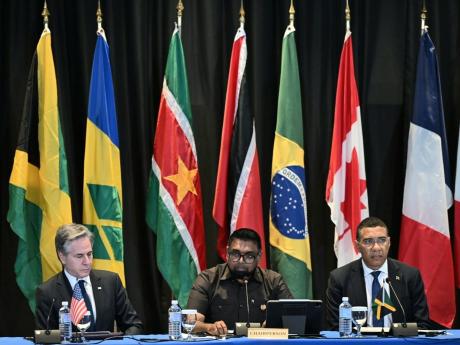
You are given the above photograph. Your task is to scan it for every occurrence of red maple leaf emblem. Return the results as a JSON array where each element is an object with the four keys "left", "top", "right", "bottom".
[{"left": 339, "top": 148, "right": 367, "bottom": 254}]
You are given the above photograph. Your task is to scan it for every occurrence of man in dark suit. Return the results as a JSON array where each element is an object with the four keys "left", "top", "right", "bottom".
[
  {"left": 35, "top": 224, "right": 142, "bottom": 334},
  {"left": 326, "top": 217, "right": 429, "bottom": 330}
]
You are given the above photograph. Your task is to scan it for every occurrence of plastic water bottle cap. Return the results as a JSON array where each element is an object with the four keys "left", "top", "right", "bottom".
[
  {"left": 172, "top": 300, "right": 178, "bottom": 304},
  {"left": 62, "top": 301, "right": 69, "bottom": 306},
  {"left": 342, "top": 297, "right": 349, "bottom": 302}
]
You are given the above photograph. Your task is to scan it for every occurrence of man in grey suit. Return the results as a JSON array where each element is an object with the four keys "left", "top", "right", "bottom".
[
  {"left": 35, "top": 224, "right": 142, "bottom": 334},
  {"left": 326, "top": 217, "right": 429, "bottom": 330}
]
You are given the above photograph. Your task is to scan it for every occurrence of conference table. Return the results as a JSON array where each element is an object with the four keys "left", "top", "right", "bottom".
[{"left": 2, "top": 330, "right": 460, "bottom": 345}]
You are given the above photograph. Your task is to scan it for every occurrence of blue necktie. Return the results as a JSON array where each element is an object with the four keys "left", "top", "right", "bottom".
[
  {"left": 78, "top": 280, "right": 95, "bottom": 331},
  {"left": 371, "top": 271, "right": 383, "bottom": 327}
]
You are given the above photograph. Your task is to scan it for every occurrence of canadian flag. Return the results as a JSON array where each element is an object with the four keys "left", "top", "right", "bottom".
[{"left": 326, "top": 31, "right": 369, "bottom": 268}]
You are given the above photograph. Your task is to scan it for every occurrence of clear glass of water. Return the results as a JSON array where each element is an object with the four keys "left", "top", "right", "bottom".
[
  {"left": 181, "top": 309, "right": 197, "bottom": 341},
  {"left": 76, "top": 311, "right": 92, "bottom": 342},
  {"left": 351, "top": 306, "right": 367, "bottom": 337}
]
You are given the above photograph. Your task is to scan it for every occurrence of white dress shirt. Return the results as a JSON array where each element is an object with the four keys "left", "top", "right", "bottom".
[{"left": 64, "top": 269, "right": 97, "bottom": 322}]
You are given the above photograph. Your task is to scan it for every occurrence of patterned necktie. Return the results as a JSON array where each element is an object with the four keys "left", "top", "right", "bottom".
[
  {"left": 78, "top": 280, "right": 95, "bottom": 331},
  {"left": 371, "top": 271, "right": 383, "bottom": 327}
]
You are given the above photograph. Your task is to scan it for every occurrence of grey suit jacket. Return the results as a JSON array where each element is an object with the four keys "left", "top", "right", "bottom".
[
  {"left": 325, "top": 258, "right": 429, "bottom": 330},
  {"left": 35, "top": 269, "right": 142, "bottom": 334}
]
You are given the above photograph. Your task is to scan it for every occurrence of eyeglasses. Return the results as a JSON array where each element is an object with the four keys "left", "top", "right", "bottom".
[
  {"left": 360, "top": 237, "right": 389, "bottom": 247},
  {"left": 228, "top": 251, "right": 259, "bottom": 264}
]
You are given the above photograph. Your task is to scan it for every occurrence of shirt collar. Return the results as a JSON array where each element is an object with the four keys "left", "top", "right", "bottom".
[
  {"left": 361, "top": 259, "right": 388, "bottom": 277},
  {"left": 64, "top": 269, "right": 91, "bottom": 288}
]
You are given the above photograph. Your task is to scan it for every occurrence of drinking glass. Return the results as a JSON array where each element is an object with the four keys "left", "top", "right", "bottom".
[
  {"left": 76, "top": 311, "right": 92, "bottom": 342},
  {"left": 181, "top": 309, "right": 197, "bottom": 341},
  {"left": 351, "top": 306, "right": 367, "bottom": 337}
]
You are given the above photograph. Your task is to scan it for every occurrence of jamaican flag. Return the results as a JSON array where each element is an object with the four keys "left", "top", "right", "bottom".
[
  {"left": 373, "top": 286, "right": 396, "bottom": 320},
  {"left": 7, "top": 28, "right": 73, "bottom": 312}
]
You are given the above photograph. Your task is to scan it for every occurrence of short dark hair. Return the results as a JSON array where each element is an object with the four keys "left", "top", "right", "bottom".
[
  {"left": 228, "top": 229, "right": 261, "bottom": 251},
  {"left": 356, "top": 217, "right": 389, "bottom": 241},
  {"left": 55, "top": 223, "right": 94, "bottom": 255}
]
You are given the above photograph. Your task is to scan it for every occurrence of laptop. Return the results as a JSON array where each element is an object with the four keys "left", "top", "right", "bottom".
[{"left": 265, "top": 299, "right": 323, "bottom": 336}]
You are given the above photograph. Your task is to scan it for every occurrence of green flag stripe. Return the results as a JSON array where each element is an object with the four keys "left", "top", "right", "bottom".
[
  {"left": 270, "top": 245, "right": 312, "bottom": 298},
  {"left": 7, "top": 184, "right": 43, "bottom": 312},
  {"left": 147, "top": 172, "right": 198, "bottom": 306},
  {"left": 276, "top": 28, "right": 303, "bottom": 146}
]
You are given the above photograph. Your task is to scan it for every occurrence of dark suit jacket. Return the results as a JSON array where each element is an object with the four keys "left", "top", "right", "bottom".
[
  {"left": 325, "top": 258, "right": 429, "bottom": 330},
  {"left": 35, "top": 269, "right": 143, "bottom": 334}
]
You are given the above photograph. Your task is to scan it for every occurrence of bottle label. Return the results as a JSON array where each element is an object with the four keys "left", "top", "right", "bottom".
[
  {"left": 169, "top": 312, "right": 181, "bottom": 322},
  {"left": 340, "top": 308, "right": 351, "bottom": 319}
]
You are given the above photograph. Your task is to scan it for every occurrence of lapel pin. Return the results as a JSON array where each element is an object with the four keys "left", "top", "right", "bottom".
[
  {"left": 396, "top": 275, "right": 400, "bottom": 281},
  {"left": 98, "top": 286, "right": 102, "bottom": 290}
]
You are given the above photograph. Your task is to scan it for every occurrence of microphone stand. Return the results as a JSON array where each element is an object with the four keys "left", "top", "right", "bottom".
[
  {"left": 45, "top": 298, "right": 56, "bottom": 335},
  {"left": 244, "top": 280, "right": 250, "bottom": 328}
]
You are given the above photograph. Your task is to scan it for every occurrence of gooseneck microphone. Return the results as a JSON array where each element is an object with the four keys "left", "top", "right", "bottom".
[
  {"left": 244, "top": 280, "right": 251, "bottom": 328},
  {"left": 45, "top": 298, "right": 56, "bottom": 335},
  {"left": 385, "top": 278, "right": 407, "bottom": 326}
]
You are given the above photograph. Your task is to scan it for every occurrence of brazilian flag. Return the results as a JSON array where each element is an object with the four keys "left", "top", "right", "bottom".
[
  {"left": 8, "top": 29, "right": 73, "bottom": 312},
  {"left": 269, "top": 23, "right": 312, "bottom": 298},
  {"left": 82, "top": 31, "right": 125, "bottom": 284}
]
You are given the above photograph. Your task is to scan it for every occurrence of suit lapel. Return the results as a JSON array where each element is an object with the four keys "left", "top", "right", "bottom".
[
  {"left": 90, "top": 271, "right": 103, "bottom": 329},
  {"left": 387, "top": 259, "right": 404, "bottom": 323},
  {"left": 56, "top": 271, "right": 73, "bottom": 303},
  {"left": 350, "top": 260, "right": 368, "bottom": 306}
]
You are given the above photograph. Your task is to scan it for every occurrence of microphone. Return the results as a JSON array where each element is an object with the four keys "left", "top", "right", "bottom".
[
  {"left": 385, "top": 278, "right": 407, "bottom": 326},
  {"left": 45, "top": 298, "right": 56, "bottom": 335},
  {"left": 244, "top": 280, "right": 250, "bottom": 328},
  {"left": 385, "top": 277, "right": 418, "bottom": 337},
  {"left": 35, "top": 298, "right": 60, "bottom": 344}
]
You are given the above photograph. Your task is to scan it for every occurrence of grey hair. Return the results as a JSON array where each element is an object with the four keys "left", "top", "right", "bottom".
[{"left": 55, "top": 223, "right": 94, "bottom": 255}]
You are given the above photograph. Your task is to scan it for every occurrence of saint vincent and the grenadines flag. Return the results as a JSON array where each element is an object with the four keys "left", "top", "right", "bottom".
[
  {"left": 269, "top": 24, "right": 312, "bottom": 298},
  {"left": 83, "top": 31, "right": 125, "bottom": 284},
  {"left": 8, "top": 29, "right": 73, "bottom": 312},
  {"left": 146, "top": 27, "right": 206, "bottom": 307}
]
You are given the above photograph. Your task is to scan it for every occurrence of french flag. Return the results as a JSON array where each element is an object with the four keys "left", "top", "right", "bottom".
[{"left": 399, "top": 31, "right": 455, "bottom": 328}]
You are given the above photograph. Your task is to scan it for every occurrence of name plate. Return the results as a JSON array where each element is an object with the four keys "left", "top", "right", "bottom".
[{"left": 247, "top": 328, "right": 289, "bottom": 339}]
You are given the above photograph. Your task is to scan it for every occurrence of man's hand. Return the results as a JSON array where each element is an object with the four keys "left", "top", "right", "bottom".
[{"left": 204, "top": 320, "right": 228, "bottom": 336}]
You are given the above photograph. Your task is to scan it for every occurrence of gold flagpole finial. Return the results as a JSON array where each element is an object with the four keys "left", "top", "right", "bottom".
[
  {"left": 345, "top": 0, "right": 351, "bottom": 32},
  {"left": 239, "top": 0, "right": 245, "bottom": 28},
  {"left": 42, "top": 0, "right": 50, "bottom": 32},
  {"left": 177, "top": 0, "right": 184, "bottom": 35},
  {"left": 421, "top": 0, "right": 428, "bottom": 35},
  {"left": 96, "top": 0, "right": 104, "bottom": 33},
  {"left": 289, "top": 0, "right": 295, "bottom": 27}
]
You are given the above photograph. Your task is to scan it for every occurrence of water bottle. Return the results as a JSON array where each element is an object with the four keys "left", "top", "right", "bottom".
[
  {"left": 59, "top": 301, "right": 72, "bottom": 343},
  {"left": 339, "top": 296, "right": 352, "bottom": 337},
  {"left": 168, "top": 300, "right": 182, "bottom": 340}
]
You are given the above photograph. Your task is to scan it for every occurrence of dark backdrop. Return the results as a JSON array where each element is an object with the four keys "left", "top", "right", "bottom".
[{"left": 1, "top": 0, "right": 460, "bottom": 336}]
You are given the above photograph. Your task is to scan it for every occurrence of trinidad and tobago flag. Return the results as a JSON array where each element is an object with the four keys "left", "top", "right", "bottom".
[{"left": 213, "top": 23, "right": 266, "bottom": 267}]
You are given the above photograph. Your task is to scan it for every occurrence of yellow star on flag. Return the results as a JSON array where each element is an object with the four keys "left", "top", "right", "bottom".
[{"left": 164, "top": 157, "right": 198, "bottom": 205}]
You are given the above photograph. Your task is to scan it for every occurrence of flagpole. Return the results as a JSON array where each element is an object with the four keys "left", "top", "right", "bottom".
[
  {"left": 345, "top": 0, "right": 350, "bottom": 33},
  {"left": 177, "top": 0, "right": 184, "bottom": 37},
  {"left": 239, "top": 0, "right": 245, "bottom": 29},
  {"left": 41, "top": 0, "right": 50, "bottom": 33},
  {"left": 96, "top": 0, "right": 105, "bottom": 35},
  {"left": 289, "top": 0, "right": 295, "bottom": 29},
  {"left": 421, "top": 0, "right": 428, "bottom": 35}
]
